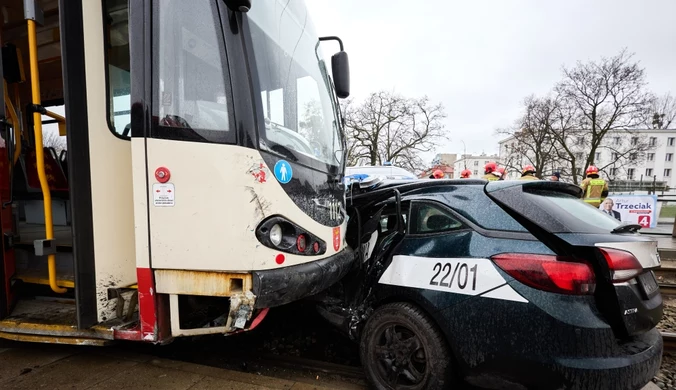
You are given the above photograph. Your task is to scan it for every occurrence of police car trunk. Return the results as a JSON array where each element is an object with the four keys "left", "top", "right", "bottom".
[{"left": 486, "top": 180, "right": 662, "bottom": 338}]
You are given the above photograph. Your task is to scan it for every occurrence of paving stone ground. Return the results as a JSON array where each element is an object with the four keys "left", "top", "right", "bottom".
[{"left": 0, "top": 341, "right": 364, "bottom": 390}]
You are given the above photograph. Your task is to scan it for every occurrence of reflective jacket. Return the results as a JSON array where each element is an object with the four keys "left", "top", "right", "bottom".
[
  {"left": 519, "top": 174, "right": 538, "bottom": 180},
  {"left": 581, "top": 178, "right": 608, "bottom": 207},
  {"left": 482, "top": 174, "right": 498, "bottom": 181}
]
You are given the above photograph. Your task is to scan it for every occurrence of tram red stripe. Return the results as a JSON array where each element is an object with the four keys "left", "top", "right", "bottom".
[
  {"left": 136, "top": 267, "right": 157, "bottom": 341},
  {"left": 249, "top": 308, "right": 269, "bottom": 330}
]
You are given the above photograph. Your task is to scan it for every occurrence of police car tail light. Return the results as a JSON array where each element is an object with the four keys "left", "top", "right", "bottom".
[
  {"left": 599, "top": 248, "right": 643, "bottom": 282},
  {"left": 492, "top": 254, "right": 596, "bottom": 295}
]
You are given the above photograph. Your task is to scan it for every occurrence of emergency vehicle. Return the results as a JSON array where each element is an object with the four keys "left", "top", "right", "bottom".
[{"left": 0, "top": 0, "right": 351, "bottom": 344}]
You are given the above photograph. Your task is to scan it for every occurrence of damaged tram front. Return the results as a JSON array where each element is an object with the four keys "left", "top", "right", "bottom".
[{"left": 0, "top": 0, "right": 351, "bottom": 345}]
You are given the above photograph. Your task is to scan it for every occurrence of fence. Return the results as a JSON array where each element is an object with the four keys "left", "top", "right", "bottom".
[{"left": 608, "top": 178, "right": 668, "bottom": 194}]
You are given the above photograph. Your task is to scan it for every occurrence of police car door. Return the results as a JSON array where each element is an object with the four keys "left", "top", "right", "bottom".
[{"left": 377, "top": 201, "right": 487, "bottom": 304}]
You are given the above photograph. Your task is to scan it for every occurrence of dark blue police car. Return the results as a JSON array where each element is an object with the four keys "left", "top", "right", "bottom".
[{"left": 316, "top": 179, "right": 663, "bottom": 390}]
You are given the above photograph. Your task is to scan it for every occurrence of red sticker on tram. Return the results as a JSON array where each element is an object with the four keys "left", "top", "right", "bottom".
[{"left": 333, "top": 227, "right": 341, "bottom": 251}]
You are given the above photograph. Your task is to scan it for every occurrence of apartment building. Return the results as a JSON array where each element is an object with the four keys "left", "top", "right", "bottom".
[{"left": 499, "top": 129, "right": 676, "bottom": 185}]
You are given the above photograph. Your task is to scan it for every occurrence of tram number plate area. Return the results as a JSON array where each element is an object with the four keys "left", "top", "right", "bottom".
[
  {"left": 378, "top": 256, "right": 507, "bottom": 296},
  {"left": 637, "top": 271, "right": 659, "bottom": 298}
]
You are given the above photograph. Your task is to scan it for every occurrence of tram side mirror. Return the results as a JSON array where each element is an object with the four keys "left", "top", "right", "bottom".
[
  {"left": 224, "top": 0, "right": 252, "bottom": 12},
  {"left": 331, "top": 51, "right": 350, "bottom": 99}
]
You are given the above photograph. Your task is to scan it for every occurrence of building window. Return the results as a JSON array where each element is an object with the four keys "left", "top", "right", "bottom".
[
  {"left": 613, "top": 137, "right": 621, "bottom": 145},
  {"left": 473, "top": 170, "right": 478, "bottom": 175},
  {"left": 667, "top": 153, "right": 673, "bottom": 162},
  {"left": 594, "top": 152, "right": 601, "bottom": 161},
  {"left": 631, "top": 137, "right": 639, "bottom": 146},
  {"left": 646, "top": 168, "right": 653, "bottom": 177},
  {"left": 610, "top": 168, "right": 618, "bottom": 176},
  {"left": 575, "top": 168, "right": 582, "bottom": 176},
  {"left": 474, "top": 160, "right": 479, "bottom": 166},
  {"left": 669, "top": 138, "right": 675, "bottom": 146},
  {"left": 575, "top": 152, "right": 584, "bottom": 161},
  {"left": 665, "top": 169, "right": 672, "bottom": 177},
  {"left": 630, "top": 153, "right": 637, "bottom": 161},
  {"left": 627, "top": 168, "right": 635, "bottom": 180},
  {"left": 611, "top": 152, "right": 618, "bottom": 161},
  {"left": 650, "top": 137, "right": 657, "bottom": 146},
  {"left": 104, "top": 0, "right": 131, "bottom": 138},
  {"left": 648, "top": 153, "right": 655, "bottom": 161},
  {"left": 576, "top": 137, "right": 584, "bottom": 145}
]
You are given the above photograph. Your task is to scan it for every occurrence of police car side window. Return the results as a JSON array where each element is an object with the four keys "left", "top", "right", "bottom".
[
  {"left": 411, "top": 202, "right": 463, "bottom": 234},
  {"left": 379, "top": 211, "right": 408, "bottom": 234}
]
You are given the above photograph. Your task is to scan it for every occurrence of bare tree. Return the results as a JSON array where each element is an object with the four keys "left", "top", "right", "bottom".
[
  {"left": 553, "top": 49, "right": 653, "bottom": 183},
  {"left": 648, "top": 93, "right": 676, "bottom": 129},
  {"left": 43, "top": 130, "right": 67, "bottom": 155},
  {"left": 498, "top": 95, "right": 561, "bottom": 178},
  {"left": 343, "top": 91, "right": 447, "bottom": 171}
]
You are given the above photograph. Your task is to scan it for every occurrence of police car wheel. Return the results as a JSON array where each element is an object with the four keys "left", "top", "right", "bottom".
[{"left": 360, "top": 302, "right": 455, "bottom": 390}]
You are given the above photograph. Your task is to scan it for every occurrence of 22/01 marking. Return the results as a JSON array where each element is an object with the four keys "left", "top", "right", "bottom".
[{"left": 430, "top": 262, "right": 478, "bottom": 291}]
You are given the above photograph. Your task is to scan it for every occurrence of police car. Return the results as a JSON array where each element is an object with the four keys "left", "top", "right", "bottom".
[
  {"left": 317, "top": 179, "right": 662, "bottom": 390},
  {"left": 345, "top": 164, "right": 418, "bottom": 181}
]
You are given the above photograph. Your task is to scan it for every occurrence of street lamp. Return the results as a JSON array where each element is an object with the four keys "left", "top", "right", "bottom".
[{"left": 461, "top": 140, "right": 467, "bottom": 169}]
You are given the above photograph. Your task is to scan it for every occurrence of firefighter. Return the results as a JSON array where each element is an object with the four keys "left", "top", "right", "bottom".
[
  {"left": 460, "top": 169, "right": 472, "bottom": 179},
  {"left": 580, "top": 165, "right": 608, "bottom": 207},
  {"left": 482, "top": 162, "right": 499, "bottom": 181},
  {"left": 494, "top": 166, "right": 506, "bottom": 181},
  {"left": 519, "top": 165, "right": 538, "bottom": 180},
  {"left": 429, "top": 169, "right": 444, "bottom": 179}
]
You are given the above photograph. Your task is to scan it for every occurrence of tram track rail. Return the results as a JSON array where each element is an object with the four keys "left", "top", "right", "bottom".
[
  {"left": 660, "top": 283, "right": 676, "bottom": 297},
  {"left": 662, "top": 331, "right": 676, "bottom": 352}
]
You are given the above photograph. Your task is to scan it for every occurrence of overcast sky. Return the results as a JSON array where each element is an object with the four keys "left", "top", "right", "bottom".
[{"left": 306, "top": 0, "right": 676, "bottom": 163}]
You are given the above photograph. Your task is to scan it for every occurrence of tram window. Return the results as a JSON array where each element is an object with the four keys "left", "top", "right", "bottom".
[
  {"left": 103, "top": 0, "right": 131, "bottom": 139},
  {"left": 152, "top": 0, "right": 235, "bottom": 144},
  {"left": 248, "top": 2, "right": 343, "bottom": 167}
]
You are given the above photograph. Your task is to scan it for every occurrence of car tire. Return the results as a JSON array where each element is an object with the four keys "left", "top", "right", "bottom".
[{"left": 360, "top": 302, "right": 455, "bottom": 390}]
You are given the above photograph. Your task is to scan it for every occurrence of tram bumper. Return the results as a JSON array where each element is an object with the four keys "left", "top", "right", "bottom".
[{"left": 252, "top": 247, "right": 354, "bottom": 308}]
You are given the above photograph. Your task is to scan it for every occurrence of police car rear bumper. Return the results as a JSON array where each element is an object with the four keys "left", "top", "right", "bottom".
[
  {"left": 437, "top": 286, "right": 662, "bottom": 390},
  {"left": 461, "top": 325, "right": 662, "bottom": 390},
  {"left": 251, "top": 247, "right": 354, "bottom": 309},
  {"left": 550, "top": 328, "right": 662, "bottom": 390}
]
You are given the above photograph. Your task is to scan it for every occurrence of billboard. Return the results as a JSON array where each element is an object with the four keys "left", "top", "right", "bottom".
[{"left": 598, "top": 195, "right": 658, "bottom": 228}]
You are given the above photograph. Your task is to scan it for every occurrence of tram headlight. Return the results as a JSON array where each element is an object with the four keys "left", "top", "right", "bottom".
[
  {"left": 256, "top": 216, "right": 327, "bottom": 256},
  {"left": 270, "top": 224, "right": 283, "bottom": 247}
]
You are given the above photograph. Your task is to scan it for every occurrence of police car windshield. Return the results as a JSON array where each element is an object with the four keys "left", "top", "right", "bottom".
[
  {"left": 523, "top": 190, "right": 622, "bottom": 234},
  {"left": 346, "top": 166, "right": 416, "bottom": 179}
]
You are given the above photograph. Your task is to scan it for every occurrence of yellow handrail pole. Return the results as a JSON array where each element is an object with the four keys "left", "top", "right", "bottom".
[
  {"left": 44, "top": 110, "right": 66, "bottom": 136},
  {"left": 43, "top": 110, "right": 65, "bottom": 122},
  {"left": 27, "top": 19, "right": 66, "bottom": 294},
  {"left": 4, "top": 81, "right": 21, "bottom": 164}
]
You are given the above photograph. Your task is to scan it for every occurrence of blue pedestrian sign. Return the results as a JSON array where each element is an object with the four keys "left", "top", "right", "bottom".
[{"left": 274, "top": 160, "right": 292, "bottom": 184}]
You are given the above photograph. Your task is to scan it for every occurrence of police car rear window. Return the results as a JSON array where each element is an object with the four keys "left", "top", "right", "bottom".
[
  {"left": 438, "top": 187, "right": 528, "bottom": 232},
  {"left": 519, "top": 190, "right": 621, "bottom": 234}
]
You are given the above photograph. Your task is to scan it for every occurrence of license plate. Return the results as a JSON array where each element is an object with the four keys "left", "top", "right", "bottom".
[{"left": 637, "top": 271, "right": 659, "bottom": 298}]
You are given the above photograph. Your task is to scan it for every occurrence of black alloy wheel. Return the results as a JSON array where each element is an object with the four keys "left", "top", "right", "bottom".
[{"left": 360, "top": 302, "right": 455, "bottom": 389}]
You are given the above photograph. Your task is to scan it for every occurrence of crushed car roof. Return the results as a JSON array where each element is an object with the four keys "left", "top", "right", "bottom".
[{"left": 346, "top": 179, "right": 583, "bottom": 208}]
